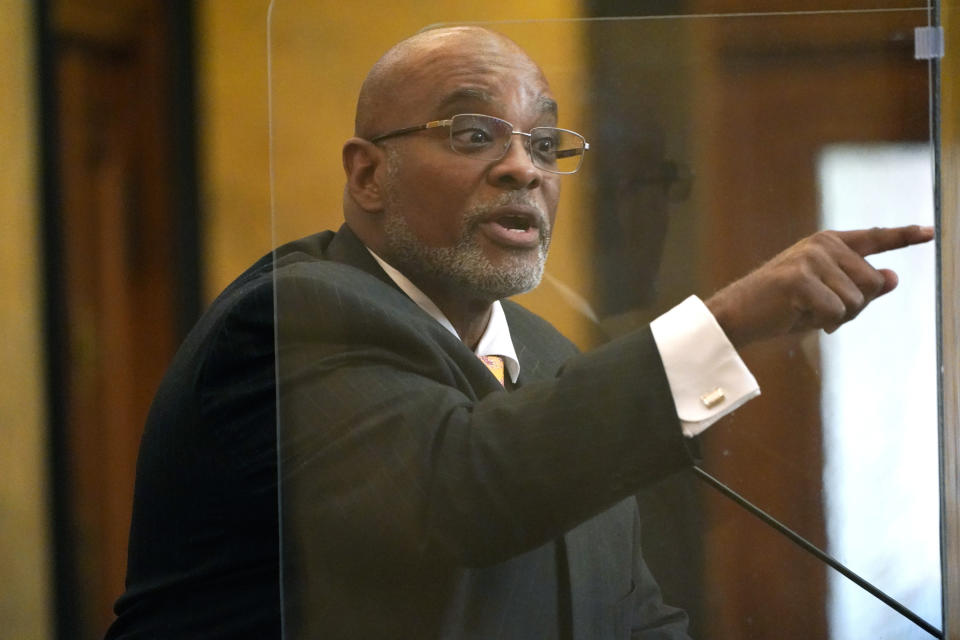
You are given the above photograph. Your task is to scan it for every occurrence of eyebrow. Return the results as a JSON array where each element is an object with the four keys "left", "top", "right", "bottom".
[
  {"left": 435, "top": 88, "right": 559, "bottom": 119},
  {"left": 436, "top": 88, "right": 497, "bottom": 115},
  {"left": 537, "top": 96, "right": 558, "bottom": 117}
]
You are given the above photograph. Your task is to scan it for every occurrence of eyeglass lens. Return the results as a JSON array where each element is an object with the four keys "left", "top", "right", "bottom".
[{"left": 448, "top": 114, "right": 586, "bottom": 174}]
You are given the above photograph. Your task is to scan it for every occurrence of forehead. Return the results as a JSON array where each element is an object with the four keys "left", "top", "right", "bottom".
[{"left": 396, "top": 33, "right": 557, "bottom": 123}]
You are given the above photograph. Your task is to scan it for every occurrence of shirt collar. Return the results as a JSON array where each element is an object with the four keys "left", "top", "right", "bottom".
[{"left": 368, "top": 249, "right": 520, "bottom": 383}]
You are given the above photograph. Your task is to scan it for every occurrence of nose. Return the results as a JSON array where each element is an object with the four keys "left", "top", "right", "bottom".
[{"left": 487, "top": 133, "right": 542, "bottom": 190}]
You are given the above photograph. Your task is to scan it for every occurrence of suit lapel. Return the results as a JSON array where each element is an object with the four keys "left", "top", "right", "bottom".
[
  {"left": 324, "top": 223, "right": 401, "bottom": 292},
  {"left": 325, "top": 224, "right": 508, "bottom": 396},
  {"left": 501, "top": 301, "right": 570, "bottom": 387}
]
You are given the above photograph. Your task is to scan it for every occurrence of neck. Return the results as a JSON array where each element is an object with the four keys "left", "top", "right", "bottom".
[
  {"left": 359, "top": 241, "right": 495, "bottom": 350},
  {"left": 417, "top": 279, "right": 494, "bottom": 350}
]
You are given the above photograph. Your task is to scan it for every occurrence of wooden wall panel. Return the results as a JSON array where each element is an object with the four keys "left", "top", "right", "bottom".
[
  {"left": 47, "top": 1, "right": 191, "bottom": 636},
  {"left": 0, "top": 2, "right": 54, "bottom": 638}
]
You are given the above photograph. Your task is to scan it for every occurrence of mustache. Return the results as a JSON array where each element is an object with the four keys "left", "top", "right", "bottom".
[{"left": 464, "top": 193, "right": 551, "bottom": 233}]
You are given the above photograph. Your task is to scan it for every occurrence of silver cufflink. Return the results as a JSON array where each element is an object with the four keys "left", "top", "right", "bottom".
[{"left": 700, "top": 387, "right": 725, "bottom": 409}]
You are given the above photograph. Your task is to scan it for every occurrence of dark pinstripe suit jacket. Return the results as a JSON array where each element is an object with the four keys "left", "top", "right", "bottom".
[{"left": 107, "top": 224, "right": 693, "bottom": 640}]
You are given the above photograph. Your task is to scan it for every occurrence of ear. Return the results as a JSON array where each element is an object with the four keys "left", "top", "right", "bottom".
[{"left": 343, "top": 137, "right": 387, "bottom": 212}]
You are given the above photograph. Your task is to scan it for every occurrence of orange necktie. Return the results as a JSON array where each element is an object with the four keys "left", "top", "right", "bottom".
[{"left": 478, "top": 355, "right": 506, "bottom": 387}]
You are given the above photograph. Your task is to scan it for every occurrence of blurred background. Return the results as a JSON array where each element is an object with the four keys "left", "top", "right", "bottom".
[{"left": 2, "top": 1, "right": 958, "bottom": 638}]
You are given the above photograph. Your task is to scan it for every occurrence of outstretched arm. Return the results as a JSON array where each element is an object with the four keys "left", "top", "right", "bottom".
[{"left": 705, "top": 225, "right": 934, "bottom": 349}]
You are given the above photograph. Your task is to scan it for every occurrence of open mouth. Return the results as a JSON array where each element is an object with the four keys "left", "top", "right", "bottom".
[
  {"left": 479, "top": 207, "right": 544, "bottom": 249},
  {"left": 497, "top": 215, "right": 534, "bottom": 233}
]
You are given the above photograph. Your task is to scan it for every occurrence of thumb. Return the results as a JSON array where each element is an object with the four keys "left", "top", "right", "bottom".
[{"left": 877, "top": 268, "right": 899, "bottom": 296}]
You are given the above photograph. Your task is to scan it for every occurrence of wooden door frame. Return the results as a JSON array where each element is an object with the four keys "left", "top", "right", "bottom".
[{"left": 36, "top": 1, "right": 201, "bottom": 637}]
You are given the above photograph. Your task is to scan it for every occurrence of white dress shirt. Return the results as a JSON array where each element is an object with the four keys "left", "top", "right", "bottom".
[{"left": 369, "top": 250, "right": 759, "bottom": 436}]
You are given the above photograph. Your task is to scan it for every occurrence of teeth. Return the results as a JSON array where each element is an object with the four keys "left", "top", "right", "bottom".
[{"left": 497, "top": 216, "right": 531, "bottom": 232}]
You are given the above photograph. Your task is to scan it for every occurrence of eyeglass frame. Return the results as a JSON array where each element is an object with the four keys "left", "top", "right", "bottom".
[{"left": 366, "top": 113, "right": 590, "bottom": 175}]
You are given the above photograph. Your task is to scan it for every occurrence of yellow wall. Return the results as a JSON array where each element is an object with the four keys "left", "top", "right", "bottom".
[
  {"left": 0, "top": 2, "right": 53, "bottom": 637},
  {"left": 197, "top": 1, "right": 273, "bottom": 302},
  {"left": 198, "top": 0, "right": 598, "bottom": 347}
]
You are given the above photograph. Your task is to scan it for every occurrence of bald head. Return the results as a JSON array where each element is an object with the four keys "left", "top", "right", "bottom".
[
  {"left": 340, "top": 26, "right": 564, "bottom": 332},
  {"left": 354, "top": 27, "right": 550, "bottom": 139}
]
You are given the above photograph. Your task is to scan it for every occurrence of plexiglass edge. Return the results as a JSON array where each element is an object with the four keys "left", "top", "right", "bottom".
[{"left": 939, "top": 0, "right": 960, "bottom": 635}]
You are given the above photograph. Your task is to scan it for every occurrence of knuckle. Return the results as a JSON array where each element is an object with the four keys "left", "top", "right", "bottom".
[
  {"left": 850, "top": 290, "right": 866, "bottom": 309},
  {"left": 830, "top": 301, "right": 848, "bottom": 322},
  {"left": 786, "top": 262, "right": 815, "bottom": 287},
  {"left": 808, "top": 231, "right": 829, "bottom": 248},
  {"left": 793, "top": 240, "right": 818, "bottom": 261},
  {"left": 866, "top": 270, "right": 885, "bottom": 295},
  {"left": 807, "top": 231, "right": 842, "bottom": 257},
  {"left": 818, "top": 230, "right": 841, "bottom": 246},
  {"left": 855, "top": 268, "right": 885, "bottom": 298}
]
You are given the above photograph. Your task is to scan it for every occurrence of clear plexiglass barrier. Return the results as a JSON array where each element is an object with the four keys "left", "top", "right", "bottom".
[{"left": 269, "top": 4, "right": 942, "bottom": 638}]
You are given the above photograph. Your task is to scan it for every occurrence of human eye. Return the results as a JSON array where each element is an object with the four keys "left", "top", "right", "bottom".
[
  {"left": 450, "top": 122, "right": 496, "bottom": 152},
  {"left": 531, "top": 130, "right": 559, "bottom": 160},
  {"left": 453, "top": 127, "right": 493, "bottom": 145}
]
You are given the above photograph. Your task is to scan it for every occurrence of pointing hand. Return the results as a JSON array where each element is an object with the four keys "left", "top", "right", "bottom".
[{"left": 705, "top": 225, "right": 934, "bottom": 348}]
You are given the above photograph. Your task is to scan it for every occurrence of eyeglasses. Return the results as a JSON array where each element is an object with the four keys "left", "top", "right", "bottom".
[{"left": 368, "top": 113, "right": 590, "bottom": 175}]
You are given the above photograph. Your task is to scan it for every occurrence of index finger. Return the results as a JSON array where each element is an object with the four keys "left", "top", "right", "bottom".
[{"left": 837, "top": 225, "right": 935, "bottom": 257}]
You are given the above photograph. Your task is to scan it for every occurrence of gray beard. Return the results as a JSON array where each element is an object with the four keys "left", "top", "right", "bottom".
[{"left": 381, "top": 194, "right": 550, "bottom": 302}]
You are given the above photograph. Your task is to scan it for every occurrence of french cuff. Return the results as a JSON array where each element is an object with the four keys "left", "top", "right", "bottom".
[{"left": 649, "top": 295, "right": 761, "bottom": 438}]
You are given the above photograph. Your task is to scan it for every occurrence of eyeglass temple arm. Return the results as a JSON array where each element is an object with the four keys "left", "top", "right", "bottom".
[
  {"left": 368, "top": 120, "right": 450, "bottom": 144},
  {"left": 555, "top": 142, "right": 589, "bottom": 159}
]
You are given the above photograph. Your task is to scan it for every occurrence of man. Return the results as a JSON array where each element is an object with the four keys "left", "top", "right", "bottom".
[{"left": 106, "top": 26, "right": 932, "bottom": 639}]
